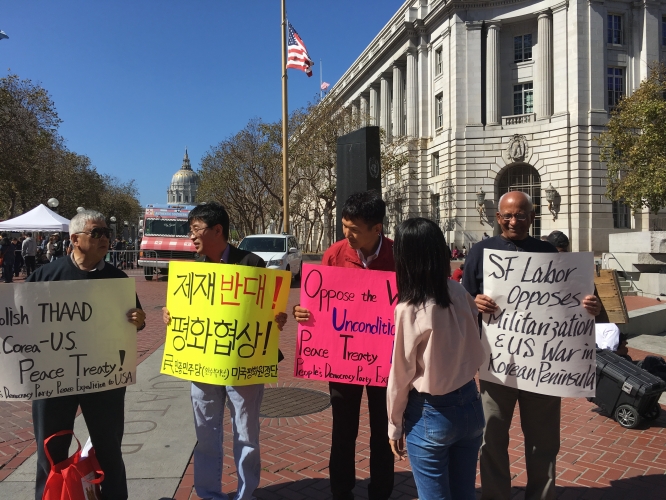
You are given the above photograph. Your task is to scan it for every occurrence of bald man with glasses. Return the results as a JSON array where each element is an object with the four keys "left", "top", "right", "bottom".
[{"left": 463, "top": 191, "right": 600, "bottom": 500}]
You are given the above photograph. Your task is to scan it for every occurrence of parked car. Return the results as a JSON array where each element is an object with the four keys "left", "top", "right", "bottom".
[{"left": 238, "top": 234, "right": 302, "bottom": 280}]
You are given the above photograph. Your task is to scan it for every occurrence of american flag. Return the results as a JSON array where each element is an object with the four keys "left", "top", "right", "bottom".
[
  {"left": 286, "top": 22, "right": 313, "bottom": 77},
  {"left": 320, "top": 82, "right": 330, "bottom": 91}
]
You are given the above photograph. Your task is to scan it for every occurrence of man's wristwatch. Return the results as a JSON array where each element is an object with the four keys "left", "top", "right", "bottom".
[{"left": 137, "top": 321, "right": 146, "bottom": 332}]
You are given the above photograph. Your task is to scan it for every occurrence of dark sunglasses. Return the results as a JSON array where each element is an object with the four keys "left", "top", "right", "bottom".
[{"left": 74, "top": 227, "right": 111, "bottom": 239}]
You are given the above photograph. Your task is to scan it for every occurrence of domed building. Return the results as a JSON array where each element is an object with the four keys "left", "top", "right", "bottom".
[{"left": 167, "top": 148, "right": 199, "bottom": 204}]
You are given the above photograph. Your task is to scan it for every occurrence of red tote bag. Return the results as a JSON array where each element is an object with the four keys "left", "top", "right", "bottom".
[{"left": 42, "top": 430, "right": 104, "bottom": 500}]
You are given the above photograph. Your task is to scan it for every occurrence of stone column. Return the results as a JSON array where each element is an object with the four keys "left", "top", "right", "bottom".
[
  {"left": 466, "top": 22, "right": 483, "bottom": 125},
  {"left": 485, "top": 21, "right": 501, "bottom": 125},
  {"left": 418, "top": 29, "right": 430, "bottom": 137},
  {"left": 537, "top": 12, "right": 553, "bottom": 119},
  {"left": 552, "top": 2, "right": 568, "bottom": 115},
  {"left": 351, "top": 100, "right": 359, "bottom": 128},
  {"left": 380, "top": 75, "right": 391, "bottom": 140},
  {"left": 392, "top": 63, "right": 405, "bottom": 137},
  {"left": 588, "top": 0, "right": 606, "bottom": 117},
  {"left": 359, "top": 93, "right": 369, "bottom": 127},
  {"left": 369, "top": 85, "right": 379, "bottom": 125},
  {"left": 406, "top": 46, "right": 418, "bottom": 137}
]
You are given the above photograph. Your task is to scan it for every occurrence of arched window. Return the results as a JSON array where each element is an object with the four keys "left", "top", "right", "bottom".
[{"left": 497, "top": 163, "right": 542, "bottom": 237}]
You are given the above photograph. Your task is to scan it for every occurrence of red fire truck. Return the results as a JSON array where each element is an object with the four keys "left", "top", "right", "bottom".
[{"left": 138, "top": 204, "right": 197, "bottom": 280}]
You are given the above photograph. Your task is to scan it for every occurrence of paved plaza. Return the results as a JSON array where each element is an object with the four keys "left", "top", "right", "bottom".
[{"left": 1, "top": 272, "right": 666, "bottom": 499}]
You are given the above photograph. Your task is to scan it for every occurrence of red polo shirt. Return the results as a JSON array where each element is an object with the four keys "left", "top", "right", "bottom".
[{"left": 322, "top": 235, "right": 395, "bottom": 272}]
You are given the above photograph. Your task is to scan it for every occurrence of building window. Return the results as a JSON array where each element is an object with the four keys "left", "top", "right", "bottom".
[
  {"left": 607, "top": 67, "right": 624, "bottom": 109},
  {"left": 607, "top": 15, "right": 623, "bottom": 44},
  {"left": 430, "top": 194, "right": 440, "bottom": 223},
  {"left": 613, "top": 200, "right": 631, "bottom": 228},
  {"left": 432, "top": 153, "right": 440, "bottom": 177},
  {"left": 435, "top": 48, "right": 443, "bottom": 75},
  {"left": 514, "top": 34, "right": 532, "bottom": 63},
  {"left": 513, "top": 83, "right": 534, "bottom": 115},
  {"left": 435, "top": 94, "right": 443, "bottom": 129}
]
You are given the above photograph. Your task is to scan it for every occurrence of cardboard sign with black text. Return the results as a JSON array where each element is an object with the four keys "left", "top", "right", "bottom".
[{"left": 480, "top": 249, "right": 596, "bottom": 397}]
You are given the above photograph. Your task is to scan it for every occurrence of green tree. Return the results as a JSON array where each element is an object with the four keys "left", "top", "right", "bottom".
[
  {"left": 0, "top": 73, "right": 142, "bottom": 223},
  {"left": 598, "top": 62, "right": 666, "bottom": 214}
]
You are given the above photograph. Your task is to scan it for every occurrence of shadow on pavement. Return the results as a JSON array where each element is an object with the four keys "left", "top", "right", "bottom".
[{"left": 193, "top": 472, "right": 666, "bottom": 500}]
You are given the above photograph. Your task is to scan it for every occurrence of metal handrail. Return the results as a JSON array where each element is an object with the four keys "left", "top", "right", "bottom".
[{"left": 603, "top": 252, "right": 644, "bottom": 296}]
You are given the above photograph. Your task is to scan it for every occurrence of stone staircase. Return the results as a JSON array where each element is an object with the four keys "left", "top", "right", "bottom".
[{"left": 616, "top": 273, "right": 638, "bottom": 296}]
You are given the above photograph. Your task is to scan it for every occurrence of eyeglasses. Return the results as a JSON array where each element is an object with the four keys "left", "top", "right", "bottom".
[
  {"left": 74, "top": 227, "right": 111, "bottom": 239},
  {"left": 187, "top": 226, "right": 209, "bottom": 238},
  {"left": 499, "top": 213, "right": 529, "bottom": 222}
]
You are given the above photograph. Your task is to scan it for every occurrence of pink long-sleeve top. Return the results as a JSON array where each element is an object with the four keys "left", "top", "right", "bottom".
[{"left": 387, "top": 281, "right": 486, "bottom": 439}]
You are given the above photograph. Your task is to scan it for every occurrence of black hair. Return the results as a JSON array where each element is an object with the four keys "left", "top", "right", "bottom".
[
  {"left": 188, "top": 202, "right": 230, "bottom": 240},
  {"left": 26, "top": 232, "right": 32, "bottom": 237},
  {"left": 341, "top": 190, "right": 386, "bottom": 228},
  {"left": 547, "top": 230, "right": 570, "bottom": 250},
  {"left": 393, "top": 217, "right": 451, "bottom": 308}
]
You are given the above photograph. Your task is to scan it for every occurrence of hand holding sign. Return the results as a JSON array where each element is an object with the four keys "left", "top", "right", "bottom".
[
  {"left": 160, "top": 262, "right": 291, "bottom": 386},
  {"left": 0, "top": 279, "right": 137, "bottom": 400},
  {"left": 294, "top": 264, "right": 398, "bottom": 386},
  {"left": 480, "top": 250, "right": 596, "bottom": 397}
]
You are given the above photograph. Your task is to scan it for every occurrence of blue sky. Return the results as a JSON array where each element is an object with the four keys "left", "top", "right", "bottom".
[{"left": 0, "top": 1, "right": 403, "bottom": 205}]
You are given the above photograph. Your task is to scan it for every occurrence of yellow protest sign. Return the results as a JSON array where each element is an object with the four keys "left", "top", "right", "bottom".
[{"left": 160, "top": 261, "right": 291, "bottom": 386}]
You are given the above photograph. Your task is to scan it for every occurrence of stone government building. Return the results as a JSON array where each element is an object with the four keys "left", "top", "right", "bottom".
[{"left": 328, "top": 0, "right": 664, "bottom": 252}]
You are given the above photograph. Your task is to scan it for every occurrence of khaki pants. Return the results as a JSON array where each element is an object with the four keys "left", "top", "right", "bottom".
[{"left": 479, "top": 380, "right": 560, "bottom": 500}]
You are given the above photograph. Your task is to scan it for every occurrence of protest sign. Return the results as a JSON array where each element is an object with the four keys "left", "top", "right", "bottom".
[
  {"left": 294, "top": 264, "right": 397, "bottom": 386},
  {"left": 0, "top": 279, "right": 137, "bottom": 401},
  {"left": 161, "top": 261, "right": 291, "bottom": 386},
  {"left": 480, "top": 249, "right": 596, "bottom": 397}
]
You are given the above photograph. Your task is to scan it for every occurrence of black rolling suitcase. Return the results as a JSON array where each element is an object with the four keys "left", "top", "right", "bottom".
[{"left": 591, "top": 349, "right": 666, "bottom": 428}]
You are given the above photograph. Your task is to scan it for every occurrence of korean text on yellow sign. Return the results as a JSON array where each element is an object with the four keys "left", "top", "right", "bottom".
[{"left": 161, "top": 261, "right": 291, "bottom": 385}]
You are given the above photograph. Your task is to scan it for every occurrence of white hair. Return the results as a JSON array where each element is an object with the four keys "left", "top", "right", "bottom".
[
  {"left": 69, "top": 210, "right": 105, "bottom": 236},
  {"left": 498, "top": 191, "right": 534, "bottom": 212}
]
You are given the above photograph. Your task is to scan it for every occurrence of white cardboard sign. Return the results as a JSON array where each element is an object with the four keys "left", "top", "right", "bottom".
[
  {"left": 0, "top": 278, "right": 137, "bottom": 400},
  {"left": 480, "top": 249, "right": 596, "bottom": 397}
]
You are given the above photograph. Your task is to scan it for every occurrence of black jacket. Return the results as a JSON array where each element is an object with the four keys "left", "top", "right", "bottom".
[{"left": 227, "top": 244, "right": 265, "bottom": 268}]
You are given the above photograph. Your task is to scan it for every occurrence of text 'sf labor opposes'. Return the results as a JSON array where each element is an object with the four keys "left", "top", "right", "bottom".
[
  {"left": 0, "top": 279, "right": 137, "bottom": 401},
  {"left": 480, "top": 249, "right": 596, "bottom": 397},
  {"left": 161, "top": 262, "right": 291, "bottom": 386},
  {"left": 294, "top": 264, "right": 397, "bottom": 386}
]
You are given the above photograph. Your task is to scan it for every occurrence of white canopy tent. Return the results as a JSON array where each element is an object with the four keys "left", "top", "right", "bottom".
[{"left": 0, "top": 204, "right": 70, "bottom": 232}]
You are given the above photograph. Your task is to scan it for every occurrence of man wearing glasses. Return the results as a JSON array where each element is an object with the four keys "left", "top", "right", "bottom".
[
  {"left": 163, "top": 202, "right": 287, "bottom": 500},
  {"left": 28, "top": 210, "right": 146, "bottom": 500},
  {"left": 463, "top": 191, "right": 599, "bottom": 500}
]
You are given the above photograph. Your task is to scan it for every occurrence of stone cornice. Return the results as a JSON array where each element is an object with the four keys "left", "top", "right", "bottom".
[
  {"left": 551, "top": 1, "right": 568, "bottom": 13},
  {"left": 328, "top": 0, "right": 566, "bottom": 102}
]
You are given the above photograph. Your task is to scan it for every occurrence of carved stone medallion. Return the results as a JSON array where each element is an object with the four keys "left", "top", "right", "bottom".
[{"left": 504, "top": 134, "right": 529, "bottom": 163}]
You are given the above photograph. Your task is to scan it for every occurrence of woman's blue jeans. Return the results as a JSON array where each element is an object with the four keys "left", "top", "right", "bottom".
[{"left": 404, "top": 380, "right": 485, "bottom": 500}]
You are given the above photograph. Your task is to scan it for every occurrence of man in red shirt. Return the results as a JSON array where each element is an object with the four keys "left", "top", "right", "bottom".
[{"left": 294, "top": 190, "right": 394, "bottom": 500}]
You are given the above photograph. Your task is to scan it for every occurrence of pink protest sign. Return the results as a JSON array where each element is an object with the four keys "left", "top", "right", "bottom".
[{"left": 294, "top": 263, "right": 398, "bottom": 386}]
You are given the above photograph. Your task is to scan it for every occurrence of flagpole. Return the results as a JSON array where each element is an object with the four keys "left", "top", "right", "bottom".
[
  {"left": 320, "top": 59, "right": 322, "bottom": 99},
  {"left": 281, "top": 0, "right": 289, "bottom": 234}
]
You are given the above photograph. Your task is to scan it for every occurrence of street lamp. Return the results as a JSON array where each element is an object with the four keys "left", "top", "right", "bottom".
[
  {"left": 544, "top": 183, "right": 558, "bottom": 221},
  {"left": 47, "top": 198, "right": 59, "bottom": 210},
  {"left": 110, "top": 216, "right": 117, "bottom": 239},
  {"left": 76, "top": 206, "right": 85, "bottom": 213}
]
